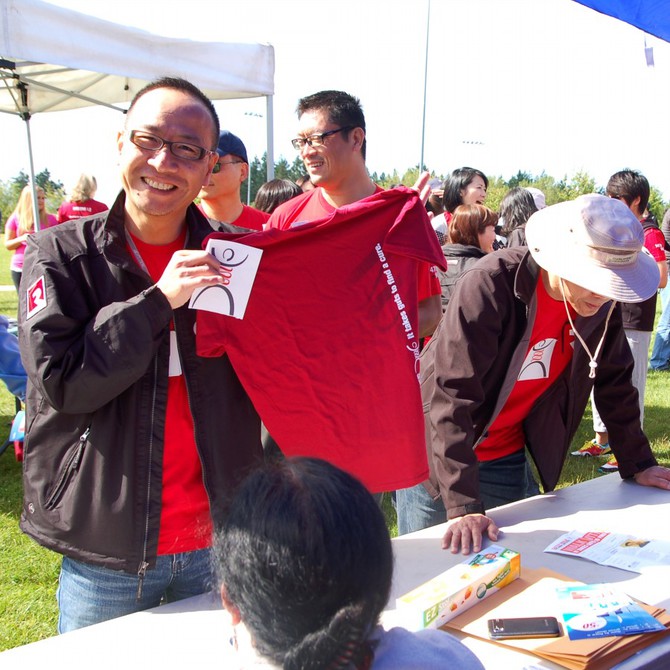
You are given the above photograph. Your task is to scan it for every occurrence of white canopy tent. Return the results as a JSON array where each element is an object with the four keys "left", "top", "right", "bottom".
[{"left": 0, "top": 0, "right": 275, "bottom": 227}]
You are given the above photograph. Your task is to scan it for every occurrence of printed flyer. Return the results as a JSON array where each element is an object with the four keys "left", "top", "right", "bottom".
[
  {"left": 544, "top": 530, "right": 670, "bottom": 573},
  {"left": 556, "top": 583, "right": 666, "bottom": 640}
]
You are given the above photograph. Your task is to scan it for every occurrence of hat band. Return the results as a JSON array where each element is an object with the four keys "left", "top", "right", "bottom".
[{"left": 587, "top": 246, "right": 638, "bottom": 266}]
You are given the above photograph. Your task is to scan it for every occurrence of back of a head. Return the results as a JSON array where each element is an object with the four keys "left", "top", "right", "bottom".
[
  {"left": 217, "top": 457, "right": 393, "bottom": 670},
  {"left": 606, "top": 169, "right": 649, "bottom": 216},
  {"left": 442, "top": 167, "right": 488, "bottom": 214},
  {"left": 449, "top": 204, "right": 498, "bottom": 247},
  {"left": 297, "top": 90, "right": 367, "bottom": 159},
  {"left": 499, "top": 187, "right": 538, "bottom": 235},
  {"left": 255, "top": 179, "right": 302, "bottom": 214},
  {"left": 70, "top": 174, "right": 97, "bottom": 203}
]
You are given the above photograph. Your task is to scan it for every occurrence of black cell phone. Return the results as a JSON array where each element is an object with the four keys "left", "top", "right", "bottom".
[{"left": 487, "top": 616, "right": 561, "bottom": 640}]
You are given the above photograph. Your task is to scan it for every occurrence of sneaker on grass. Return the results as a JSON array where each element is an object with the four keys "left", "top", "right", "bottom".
[
  {"left": 598, "top": 455, "right": 619, "bottom": 473},
  {"left": 571, "top": 439, "right": 611, "bottom": 457}
]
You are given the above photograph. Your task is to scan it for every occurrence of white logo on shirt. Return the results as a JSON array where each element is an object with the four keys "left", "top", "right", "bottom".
[{"left": 518, "top": 338, "right": 557, "bottom": 381}]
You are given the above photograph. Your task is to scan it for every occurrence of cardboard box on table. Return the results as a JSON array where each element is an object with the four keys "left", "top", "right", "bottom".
[{"left": 395, "top": 544, "right": 520, "bottom": 630}]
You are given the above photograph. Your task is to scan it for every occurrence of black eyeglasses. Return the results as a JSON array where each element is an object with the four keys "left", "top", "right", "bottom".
[
  {"left": 291, "top": 126, "right": 353, "bottom": 151},
  {"left": 212, "top": 160, "right": 244, "bottom": 174},
  {"left": 128, "top": 130, "right": 213, "bottom": 161}
]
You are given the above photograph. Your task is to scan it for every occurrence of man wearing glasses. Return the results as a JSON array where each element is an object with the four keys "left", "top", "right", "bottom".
[
  {"left": 268, "top": 90, "right": 442, "bottom": 339},
  {"left": 198, "top": 130, "right": 269, "bottom": 232},
  {"left": 18, "top": 77, "right": 263, "bottom": 631}
]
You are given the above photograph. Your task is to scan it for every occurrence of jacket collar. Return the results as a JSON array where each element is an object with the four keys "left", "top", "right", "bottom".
[
  {"left": 513, "top": 249, "right": 541, "bottom": 305},
  {"left": 101, "top": 190, "right": 212, "bottom": 268}
]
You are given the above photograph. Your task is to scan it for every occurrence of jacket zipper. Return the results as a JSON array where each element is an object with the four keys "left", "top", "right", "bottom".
[
  {"left": 137, "top": 355, "right": 159, "bottom": 601},
  {"left": 44, "top": 427, "right": 90, "bottom": 510},
  {"left": 174, "top": 313, "right": 212, "bottom": 506}
]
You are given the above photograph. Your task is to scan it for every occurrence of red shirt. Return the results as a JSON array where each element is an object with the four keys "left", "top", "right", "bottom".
[
  {"left": 198, "top": 203, "right": 269, "bottom": 232},
  {"left": 127, "top": 230, "right": 212, "bottom": 554},
  {"left": 233, "top": 204, "right": 269, "bottom": 231},
  {"left": 645, "top": 226, "right": 666, "bottom": 262},
  {"left": 198, "top": 187, "right": 446, "bottom": 492},
  {"left": 269, "top": 187, "right": 441, "bottom": 300},
  {"left": 476, "top": 276, "right": 576, "bottom": 461},
  {"left": 57, "top": 198, "right": 108, "bottom": 223}
]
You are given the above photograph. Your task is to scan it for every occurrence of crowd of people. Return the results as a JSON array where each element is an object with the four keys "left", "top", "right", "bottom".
[{"left": 9, "top": 76, "right": 670, "bottom": 668}]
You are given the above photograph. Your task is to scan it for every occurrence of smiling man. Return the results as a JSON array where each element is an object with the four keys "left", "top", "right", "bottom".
[
  {"left": 268, "top": 90, "right": 442, "bottom": 339},
  {"left": 396, "top": 194, "right": 670, "bottom": 551},
  {"left": 18, "top": 77, "right": 263, "bottom": 632}
]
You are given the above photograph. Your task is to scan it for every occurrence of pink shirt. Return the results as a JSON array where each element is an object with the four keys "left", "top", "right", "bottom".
[{"left": 5, "top": 213, "right": 57, "bottom": 271}]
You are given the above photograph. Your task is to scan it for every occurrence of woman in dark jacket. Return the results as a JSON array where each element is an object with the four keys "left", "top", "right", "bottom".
[{"left": 439, "top": 204, "right": 498, "bottom": 311}]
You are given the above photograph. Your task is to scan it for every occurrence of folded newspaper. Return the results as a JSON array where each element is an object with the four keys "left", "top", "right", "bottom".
[{"left": 544, "top": 530, "right": 670, "bottom": 573}]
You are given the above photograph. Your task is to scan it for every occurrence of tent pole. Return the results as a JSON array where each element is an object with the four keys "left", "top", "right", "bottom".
[
  {"left": 266, "top": 95, "right": 274, "bottom": 181},
  {"left": 419, "top": 0, "right": 431, "bottom": 173},
  {"left": 18, "top": 79, "right": 41, "bottom": 232}
]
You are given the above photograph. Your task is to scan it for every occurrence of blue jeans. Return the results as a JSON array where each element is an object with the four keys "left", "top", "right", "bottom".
[
  {"left": 396, "top": 449, "right": 529, "bottom": 535},
  {"left": 650, "top": 285, "right": 670, "bottom": 370},
  {"left": 57, "top": 549, "right": 215, "bottom": 633}
]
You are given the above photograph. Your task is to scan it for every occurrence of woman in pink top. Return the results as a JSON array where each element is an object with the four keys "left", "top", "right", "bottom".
[{"left": 5, "top": 185, "right": 57, "bottom": 291}]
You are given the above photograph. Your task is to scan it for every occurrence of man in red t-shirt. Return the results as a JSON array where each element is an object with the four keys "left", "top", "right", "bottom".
[
  {"left": 268, "top": 90, "right": 442, "bottom": 338},
  {"left": 198, "top": 130, "right": 269, "bottom": 232}
]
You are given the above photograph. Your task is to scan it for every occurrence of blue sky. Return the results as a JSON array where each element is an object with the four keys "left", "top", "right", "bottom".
[{"left": 2, "top": 0, "right": 669, "bottom": 205}]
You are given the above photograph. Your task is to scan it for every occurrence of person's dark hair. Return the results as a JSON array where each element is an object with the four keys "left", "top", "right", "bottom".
[
  {"left": 442, "top": 167, "right": 488, "bottom": 214},
  {"left": 126, "top": 76, "right": 220, "bottom": 148},
  {"left": 216, "top": 457, "right": 393, "bottom": 670},
  {"left": 498, "top": 187, "right": 538, "bottom": 236},
  {"left": 606, "top": 169, "right": 650, "bottom": 216},
  {"left": 254, "top": 179, "right": 302, "bottom": 214},
  {"left": 449, "top": 204, "right": 498, "bottom": 247},
  {"left": 297, "top": 90, "right": 367, "bottom": 159},
  {"left": 295, "top": 174, "right": 312, "bottom": 191}
]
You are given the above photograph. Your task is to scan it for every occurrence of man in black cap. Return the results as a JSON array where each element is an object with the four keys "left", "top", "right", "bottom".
[{"left": 198, "top": 130, "right": 269, "bottom": 231}]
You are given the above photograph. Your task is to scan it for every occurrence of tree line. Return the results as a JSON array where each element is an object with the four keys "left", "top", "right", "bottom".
[
  {"left": 0, "top": 169, "right": 65, "bottom": 223},
  {"left": 1, "top": 161, "right": 667, "bottom": 225}
]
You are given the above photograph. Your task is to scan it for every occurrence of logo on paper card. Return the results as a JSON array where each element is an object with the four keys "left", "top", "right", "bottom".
[
  {"left": 517, "top": 338, "right": 557, "bottom": 381},
  {"left": 26, "top": 276, "right": 47, "bottom": 319},
  {"left": 189, "top": 240, "right": 262, "bottom": 319}
]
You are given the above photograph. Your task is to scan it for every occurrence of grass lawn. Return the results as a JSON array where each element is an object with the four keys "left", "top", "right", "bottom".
[{"left": 0, "top": 238, "right": 668, "bottom": 651}]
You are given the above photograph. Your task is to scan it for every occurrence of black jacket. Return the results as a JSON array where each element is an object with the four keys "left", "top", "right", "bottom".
[
  {"left": 437, "top": 243, "right": 487, "bottom": 311},
  {"left": 18, "top": 192, "right": 262, "bottom": 573}
]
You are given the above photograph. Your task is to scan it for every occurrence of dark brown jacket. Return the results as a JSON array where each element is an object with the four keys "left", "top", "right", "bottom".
[{"left": 421, "top": 247, "right": 656, "bottom": 519}]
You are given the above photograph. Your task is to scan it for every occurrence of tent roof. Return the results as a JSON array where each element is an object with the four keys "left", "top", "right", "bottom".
[
  {"left": 573, "top": 0, "right": 670, "bottom": 43},
  {"left": 0, "top": 0, "right": 275, "bottom": 116}
]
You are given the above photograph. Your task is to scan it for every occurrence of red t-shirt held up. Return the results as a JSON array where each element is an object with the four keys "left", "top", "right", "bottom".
[
  {"left": 197, "top": 187, "right": 446, "bottom": 492},
  {"left": 269, "top": 186, "right": 441, "bottom": 300}
]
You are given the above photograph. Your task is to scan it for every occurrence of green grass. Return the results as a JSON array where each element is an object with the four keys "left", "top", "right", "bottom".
[{"left": 0, "top": 236, "right": 668, "bottom": 651}]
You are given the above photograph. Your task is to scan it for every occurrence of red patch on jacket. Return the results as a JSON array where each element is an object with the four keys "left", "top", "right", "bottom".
[{"left": 26, "top": 276, "right": 47, "bottom": 319}]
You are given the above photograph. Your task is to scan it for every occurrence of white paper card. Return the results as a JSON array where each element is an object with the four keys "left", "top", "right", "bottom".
[
  {"left": 189, "top": 240, "right": 262, "bottom": 319},
  {"left": 168, "top": 330, "right": 182, "bottom": 377}
]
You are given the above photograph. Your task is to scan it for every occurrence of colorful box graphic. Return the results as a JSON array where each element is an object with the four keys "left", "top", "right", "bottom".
[{"left": 396, "top": 544, "right": 520, "bottom": 629}]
